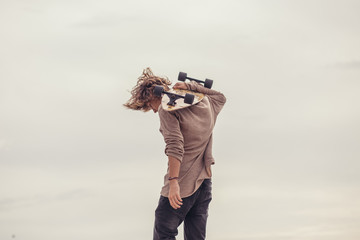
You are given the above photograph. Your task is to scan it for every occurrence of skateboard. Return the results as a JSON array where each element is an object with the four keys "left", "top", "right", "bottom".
[
  {"left": 153, "top": 72, "right": 213, "bottom": 112},
  {"left": 178, "top": 71, "right": 213, "bottom": 89}
]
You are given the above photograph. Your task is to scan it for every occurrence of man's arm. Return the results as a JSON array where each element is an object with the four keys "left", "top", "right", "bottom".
[
  {"left": 158, "top": 108, "right": 184, "bottom": 209},
  {"left": 168, "top": 156, "right": 183, "bottom": 209},
  {"left": 174, "top": 81, "right": 226, "bottom": 114}
]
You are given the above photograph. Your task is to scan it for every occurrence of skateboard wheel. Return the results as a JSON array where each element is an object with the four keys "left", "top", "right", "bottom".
[
  {"left": 184, "top": 93, "right": 195, "bottom": 104},
  {"left": 178, "top": 72, "right": 187, "bottom": 81},
  {"left": 153, "top": 86, "right": 164, "bottom": 97},
  {"left": 204, "top": 79, "right": 213, "bottom": 89}
]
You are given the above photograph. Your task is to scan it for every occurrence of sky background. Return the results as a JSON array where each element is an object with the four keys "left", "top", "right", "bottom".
[{"left": 1, "top": 0, "right": 360, "bottom": 239}]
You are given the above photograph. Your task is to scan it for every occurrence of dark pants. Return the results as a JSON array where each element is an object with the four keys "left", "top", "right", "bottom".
[{"left": 153, "top": 179, "right": 212, "bottom": 240}]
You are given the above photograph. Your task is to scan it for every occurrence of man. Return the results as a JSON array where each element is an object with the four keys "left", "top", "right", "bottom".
[{"left": 124, "top": 68, "right": 226, "bottom": 240}]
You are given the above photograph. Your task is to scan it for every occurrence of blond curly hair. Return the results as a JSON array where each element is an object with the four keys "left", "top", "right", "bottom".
[{"left": 124, "top": 68, "right": 171, "bottom": 112}]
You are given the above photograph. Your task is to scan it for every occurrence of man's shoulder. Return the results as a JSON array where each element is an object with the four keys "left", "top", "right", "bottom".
[{"left": 158, "top": 105, "right": 179, "bottom": 120}]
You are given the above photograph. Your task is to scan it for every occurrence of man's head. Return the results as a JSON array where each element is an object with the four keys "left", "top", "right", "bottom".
[{"left": 124, "top": 68, "right": 171, "bottom": 113}]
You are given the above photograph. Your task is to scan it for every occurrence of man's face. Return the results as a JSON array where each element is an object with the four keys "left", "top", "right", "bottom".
[{"left": 149, "top": 98, "right": 161, "bottom": 113}]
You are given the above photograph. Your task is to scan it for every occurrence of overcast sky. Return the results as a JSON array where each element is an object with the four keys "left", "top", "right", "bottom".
[{"left": 1, "top": 0, "right": 360, "bottom": 239}]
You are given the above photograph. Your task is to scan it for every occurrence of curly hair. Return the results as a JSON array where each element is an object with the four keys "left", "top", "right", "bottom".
[{"left": 124, "top": 67, "right": 172, "bottom": 112}]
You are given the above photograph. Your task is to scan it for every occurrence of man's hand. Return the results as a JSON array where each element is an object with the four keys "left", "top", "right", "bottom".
[
  {"left": 173, "top": 82, "right": 188, "bottom": 90},
  {"left": 168, "top": 180, "right": 183, "bottom": 209}
]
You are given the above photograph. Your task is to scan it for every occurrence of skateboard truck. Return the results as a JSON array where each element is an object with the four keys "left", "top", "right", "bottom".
[
  {"left": 154, "top": 86, "right": 195, "bottom": 106},
  {"left": 178, "top": 72, "right": 213, "bottom": 89}
]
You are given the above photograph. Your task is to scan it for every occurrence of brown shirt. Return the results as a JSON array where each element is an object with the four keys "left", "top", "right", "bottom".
[{"left": 158, "top": 82, "right": 226, "bottom": 198}]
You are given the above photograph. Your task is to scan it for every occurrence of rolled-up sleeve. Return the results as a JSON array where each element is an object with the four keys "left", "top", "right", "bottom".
[{"left": 159, "top": 108, "right": 184, "bottom": 162}]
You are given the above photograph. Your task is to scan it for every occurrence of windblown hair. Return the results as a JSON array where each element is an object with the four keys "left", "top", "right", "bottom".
[{"left": 124, "top": 67, "right": 171, "bottom": 112}]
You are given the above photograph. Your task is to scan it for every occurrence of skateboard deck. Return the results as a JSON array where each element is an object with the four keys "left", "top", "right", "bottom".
[{"left": 162, "top": 88, "right": 204, "bottom": 111}]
